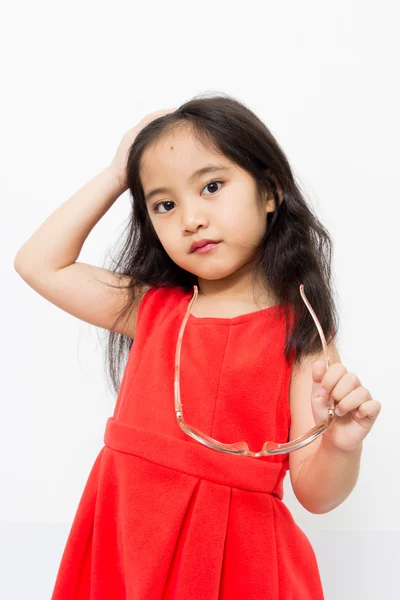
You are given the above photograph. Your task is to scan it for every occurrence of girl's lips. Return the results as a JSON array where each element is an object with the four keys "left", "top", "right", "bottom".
[
  {"left": 193, "top": 242, "right": 221, "bottom": 254},
  {"left": 191, "top": 239, "right": 220, "bottom": 252}
]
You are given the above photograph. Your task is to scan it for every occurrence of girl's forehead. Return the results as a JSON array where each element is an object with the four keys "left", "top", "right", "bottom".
[{"left": 140, "top": 130, "right": 231, "bottom": 184}]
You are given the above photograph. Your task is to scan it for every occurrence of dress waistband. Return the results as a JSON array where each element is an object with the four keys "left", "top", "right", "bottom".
[{"left": 104, "top": 418, "right": 285, "bottom": 499}]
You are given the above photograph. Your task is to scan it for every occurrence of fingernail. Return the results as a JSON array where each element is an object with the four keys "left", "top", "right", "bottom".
[
  {"left": 318, "top": 388, "right": 328, "bottom": 397},
  {"left": 335, "top": 406, "right": 343, "bottom": 416}
]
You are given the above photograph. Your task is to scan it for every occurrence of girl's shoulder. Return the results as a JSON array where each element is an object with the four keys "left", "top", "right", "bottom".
[
  {"left": 139, "top": 283, "right": 187, "bottom": 309},
  {"left": 136, "top": 284, "right": 188, "bottom": 326}
]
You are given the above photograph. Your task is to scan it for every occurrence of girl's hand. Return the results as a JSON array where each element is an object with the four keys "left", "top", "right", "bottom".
[
  {"left": 109, "top": 107, "right": 177, "bottom": 192},
  {"left": 311, "top": 360, "right": 382, "bottom": 453}
]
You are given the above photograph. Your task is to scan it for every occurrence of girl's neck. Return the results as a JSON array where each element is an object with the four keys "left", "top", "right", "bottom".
[{"left": 196, "top": 272, "right": 278, "bottom": 309}]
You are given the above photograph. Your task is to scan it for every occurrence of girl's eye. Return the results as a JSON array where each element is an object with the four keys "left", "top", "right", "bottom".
[
  {"left": 151, "top": 200, "right": 175, "bottom": 215},
  {"left": 151, "top": 180, "right": 224, "bottom": 214},
  {"left": 202, "top": 180, "right": 223, "bottom": 195}
]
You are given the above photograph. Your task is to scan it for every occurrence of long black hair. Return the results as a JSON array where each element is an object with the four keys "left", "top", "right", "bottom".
[{"left": 100, "top": 92, "right": 339, "bottom": 396}]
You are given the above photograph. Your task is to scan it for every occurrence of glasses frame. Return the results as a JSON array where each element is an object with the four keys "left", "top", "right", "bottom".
[{"left": 174, "top": 284, "right": 336, "bottom": 457}]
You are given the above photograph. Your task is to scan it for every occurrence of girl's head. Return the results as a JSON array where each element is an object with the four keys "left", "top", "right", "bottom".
[
  {"left": 139, "top": 121, "right": 280, "bottom": 293},
  {"left": 104, "top": 93, "right": 338, "bottom": 395}
]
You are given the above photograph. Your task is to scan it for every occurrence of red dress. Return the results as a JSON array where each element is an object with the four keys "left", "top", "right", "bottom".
[{"left": 51, "top": 285, "right": 325, "bottom": 599}]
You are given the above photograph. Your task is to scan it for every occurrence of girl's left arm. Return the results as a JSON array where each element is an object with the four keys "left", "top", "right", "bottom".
[
  {"left": 290, "top": 350, "right": 382, "bottom": 514},
  {"left": 293, "top": 431, "right": 363, "bottom": 514}
]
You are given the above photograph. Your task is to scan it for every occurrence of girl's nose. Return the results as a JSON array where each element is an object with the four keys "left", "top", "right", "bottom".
[{"left": 181, "top": 210, "right": 209, "bottom": 232}]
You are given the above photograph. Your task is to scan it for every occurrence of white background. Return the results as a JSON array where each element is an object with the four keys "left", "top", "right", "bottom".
[{"left": 2, "top": 0, "right": 399, "bottom": 598}]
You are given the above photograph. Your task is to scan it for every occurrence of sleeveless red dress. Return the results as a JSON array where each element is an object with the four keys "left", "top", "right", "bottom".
[{"left": 51, "top": 285, "right": 325, "bottom": 599}]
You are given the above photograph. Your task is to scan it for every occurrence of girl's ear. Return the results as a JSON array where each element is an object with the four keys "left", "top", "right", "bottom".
[{"left": 265, "top": 170, "right": 284, "bottom": 212}]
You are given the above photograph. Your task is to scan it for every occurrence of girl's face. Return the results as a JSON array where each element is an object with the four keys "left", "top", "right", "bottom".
[{"left": 140, "top": 128, "right": 276, "bottom": 284}]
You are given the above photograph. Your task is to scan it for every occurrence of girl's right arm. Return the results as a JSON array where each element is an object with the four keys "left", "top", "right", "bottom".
[
  {"left": 14, "top": 108, "right": 175, "bottom": 338},
  {"left": 13, "top": 166, "right": 149, "bottom": 339}
]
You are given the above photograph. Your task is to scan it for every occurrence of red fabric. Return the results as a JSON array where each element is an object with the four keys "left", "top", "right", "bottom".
[{"left": 51, "top": 285, "right": 325, "bottom": 599}]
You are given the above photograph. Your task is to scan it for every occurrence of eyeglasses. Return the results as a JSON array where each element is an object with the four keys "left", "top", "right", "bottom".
[{"left": 174, "top": 284, "right": 336, "bottom": 457}]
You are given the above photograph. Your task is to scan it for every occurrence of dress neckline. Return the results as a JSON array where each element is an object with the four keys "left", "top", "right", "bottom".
[{"left": 186, "top": 299, "right": 289, "bottom": 325}]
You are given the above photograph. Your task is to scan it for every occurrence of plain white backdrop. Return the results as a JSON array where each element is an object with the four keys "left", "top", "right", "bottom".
[{"left": 2, "top": 0, "right": 399, "bottom": 598}]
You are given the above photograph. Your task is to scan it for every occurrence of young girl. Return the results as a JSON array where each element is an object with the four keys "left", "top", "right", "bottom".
[{"left": 15, "top": 94, "right": 381, "bottom": 599}]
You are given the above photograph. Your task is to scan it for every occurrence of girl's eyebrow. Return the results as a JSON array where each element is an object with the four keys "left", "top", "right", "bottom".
[{"left": 144, "top": 163, "right": 231, "bottom": 203}]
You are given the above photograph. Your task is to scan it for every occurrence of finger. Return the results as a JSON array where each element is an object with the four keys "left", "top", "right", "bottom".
[
  {"left": 311, "top": 393, "right": 332, "bottom": 425},
  {"left": 312, "top": 360, "right": 327, "bottom": 384},
  {"left": 331, "top": 372, "right": 361, "bottom": 402},
  {"left": 355, "top": 399, "right": 382, "bottom": 420},
  {"left": 334, "top": 387, "right": 371, "bottom": 416},
  {"left": 319, "top": 362, "right": 348, "bottom": 398},
  {"left": 311, "top": 360, "right": 328, "bottom": 400}
]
